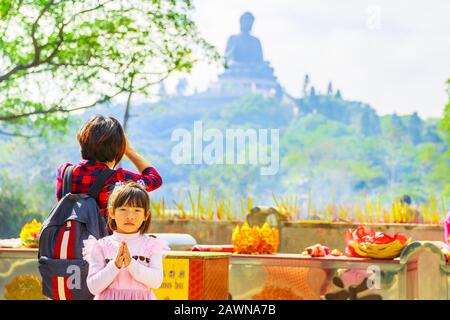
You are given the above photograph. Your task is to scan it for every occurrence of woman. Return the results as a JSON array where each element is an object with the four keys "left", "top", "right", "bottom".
[{"left": 56, "top": 115, "right": 162, "bottom": 221}]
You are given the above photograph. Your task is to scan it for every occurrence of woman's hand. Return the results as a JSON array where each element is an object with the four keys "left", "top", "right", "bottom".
[
  {"left": 123, "top": 137, "right": 151, "bottom": 173},
  {"left": 115, "top": 242, "right": 125, "bottom": 269},
  {"left": 124, "top": 135, "right": 134, "bottom": 157},
  {"left": 122, "top": 241, "right": 132, "bottom": 268}
]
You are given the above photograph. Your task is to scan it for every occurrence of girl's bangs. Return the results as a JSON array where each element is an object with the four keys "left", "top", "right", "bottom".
[{"left": 114, "top": 188, "right": 148, "bottom": 210}]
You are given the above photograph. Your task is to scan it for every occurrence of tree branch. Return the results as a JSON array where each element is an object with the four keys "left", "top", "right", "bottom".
[
  {"left": 0, "top": 129, "right": 42, "bottom": 138},
  {"left": 48, "top": 61, "right": 112, "bottom": 72},
  {"left": 0, "top": 1, "right": 56, "bottom": 83},
  {"left": 0, "top": 0, "right": 113, "bottom": 83},
  {"left": 0, "top": 89, "right": 124, "bottom": 122},
  {"left": 134, "top": 68, "right": 175, "bottom": 93},
  {"left": 31, "top": 0, "right": 56, "bottom": 64}
]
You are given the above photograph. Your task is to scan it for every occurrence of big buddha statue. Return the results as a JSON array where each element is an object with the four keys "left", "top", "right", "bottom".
[
  {"left": 225, "top": 12, "right": 264, "bottom": 65},
  {"left": 215, "top": 12, "right": 281, "bottom": 96}
]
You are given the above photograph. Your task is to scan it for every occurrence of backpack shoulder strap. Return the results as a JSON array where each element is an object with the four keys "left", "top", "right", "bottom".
[
  {"left": 62, "top": 165, "right": 74, "bottom": 197},
  {"left": 88, "top": 169, "right": 116, "bottom": 199}
]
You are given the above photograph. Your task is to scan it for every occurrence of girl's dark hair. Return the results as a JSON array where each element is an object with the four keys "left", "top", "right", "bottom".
[
  {"left": 107, "top": 182, "right": 151, "bottom": 234},
  {"left": 76, "top": 115, "right": 126, "bottom": 167}
]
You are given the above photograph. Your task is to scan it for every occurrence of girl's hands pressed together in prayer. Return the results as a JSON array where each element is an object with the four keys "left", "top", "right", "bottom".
[
  {"left": 115, "top": 241, "right": 132, "bottom": 269},
  {"left": 115, "top": 242, "right": 125, "bottom": 269},
  {"left": 122, "top": 241, "right": 132, "bottom": 268}
]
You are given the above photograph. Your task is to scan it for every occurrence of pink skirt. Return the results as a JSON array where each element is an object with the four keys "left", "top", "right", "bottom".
[{"left": 96, "top": 288, "right": 157, "bottom": 300}]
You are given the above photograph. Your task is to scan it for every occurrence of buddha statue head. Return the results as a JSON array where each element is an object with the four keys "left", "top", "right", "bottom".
[{"left": 240, "top": 12, "right": 255, "bottom": 35}]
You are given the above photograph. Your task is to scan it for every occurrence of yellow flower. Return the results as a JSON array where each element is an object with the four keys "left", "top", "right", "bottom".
[
  {"left": 258, "top": 222, "right": 280, "bottom": 254},
  {"left": 232, "top": 222, "right": 279, "bottom": 254},
  {"left": 5, "top": 275, "right": 47, "bottom": 300},
  {"left": 20, "top": 219, "right": 42, "bottom": 248}
]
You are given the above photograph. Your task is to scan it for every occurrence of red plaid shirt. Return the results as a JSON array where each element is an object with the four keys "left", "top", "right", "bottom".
[{"left": 56, "top": 159, "right": 162, "bottom": 218}]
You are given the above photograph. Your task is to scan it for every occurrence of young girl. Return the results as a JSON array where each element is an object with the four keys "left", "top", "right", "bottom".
[{"left": 82, "top": 182, "right": 169, "bottom": 300}]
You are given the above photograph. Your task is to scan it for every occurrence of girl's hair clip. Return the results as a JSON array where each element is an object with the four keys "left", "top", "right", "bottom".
[
  {"left": 115, "top": 180, "right": 145, "bottom": 187},
  {"left": 136, "top": 179, "right": 146, "bottom": 187}
]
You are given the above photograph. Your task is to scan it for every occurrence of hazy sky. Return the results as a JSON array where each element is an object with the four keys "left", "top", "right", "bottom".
[{"left": 166, "top": 0, "right": 450, "bottom": 119}]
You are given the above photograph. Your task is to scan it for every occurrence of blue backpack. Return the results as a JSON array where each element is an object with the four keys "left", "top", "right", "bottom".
[{"left": 38, "top": 165, "right": 114, "bottom": 300}]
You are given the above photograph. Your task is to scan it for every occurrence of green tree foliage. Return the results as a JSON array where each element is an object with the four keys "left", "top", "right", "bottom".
[
  {"left": 438, "top": 78, "right": 450, "bottom": 196},
  {"left": 299, "top": 92, "right": 381, "bottom": 136},
  {"left": 0, "top": 0, "right": 219, "bottom": 136},
  {"left": 220, "top": 95, "right": 292, "bottom": 128},
  {"left": 442, "top": 79, "right": 450, "bottom": 148},
  {"left": 302, "top": 74, "right": 309, "bottom": 97},
  {"left": 0, "top": 171, "right": 41, "bottom": 238},
  {"left": 327, "top": 81, "right": 333, "bottom": 96},
  {"left": 409, "top": 112, "right": 423, "bottom": 144}
]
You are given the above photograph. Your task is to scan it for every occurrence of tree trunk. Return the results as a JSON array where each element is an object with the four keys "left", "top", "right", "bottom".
[
  {"left": 123, "top": 89, "right": 133, "bottom": 133},
  {"left": 119, "top": 77, "right": 134, "bottom": 169},
  {"left": 122, "top": 75, "right": 135, "bottom": 133}
]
